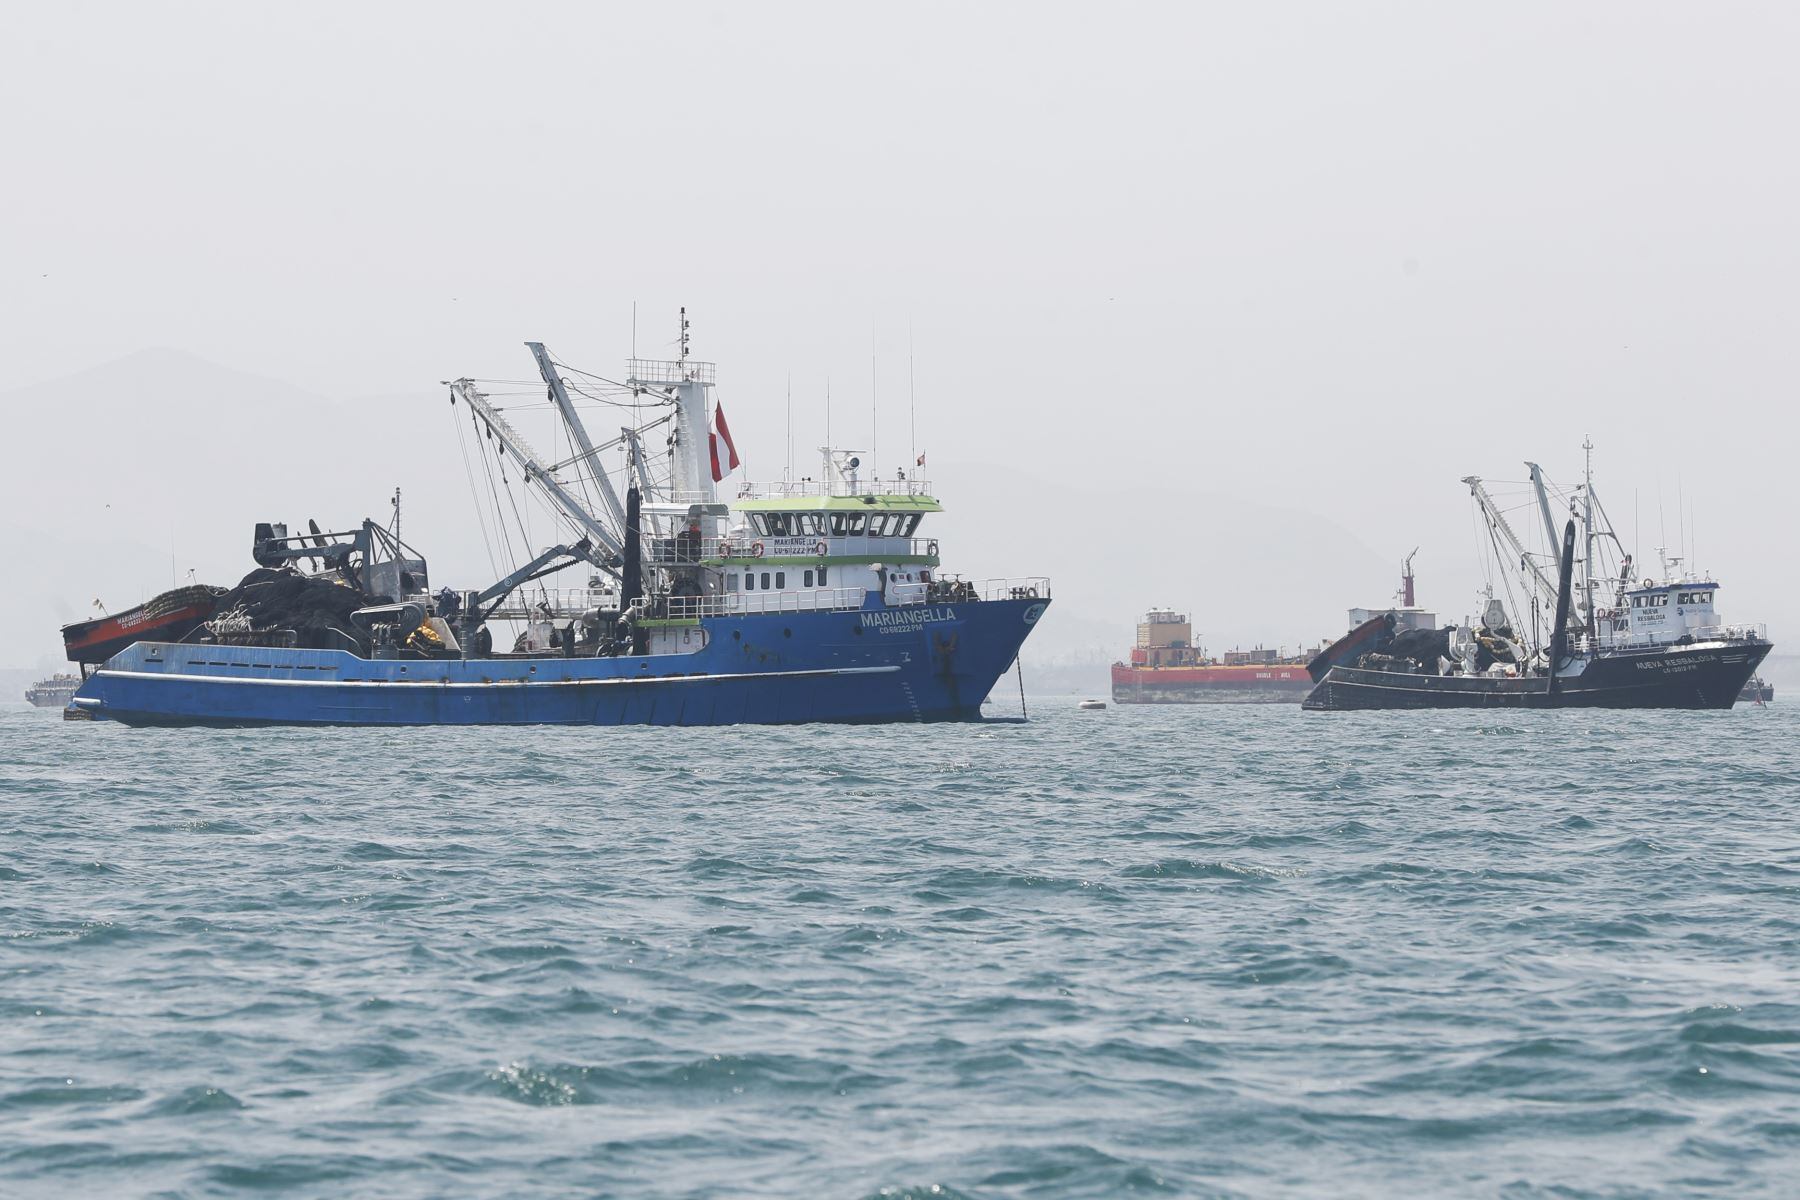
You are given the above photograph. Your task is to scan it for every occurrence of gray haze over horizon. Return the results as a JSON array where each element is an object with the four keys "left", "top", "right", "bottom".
[{"left": 4, "top": 3, "right": 1796, "bottom": 673}]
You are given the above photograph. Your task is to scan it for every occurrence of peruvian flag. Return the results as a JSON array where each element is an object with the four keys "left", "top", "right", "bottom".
[{"left": 709, "top": 401, "right": 741, "bottom": 482}]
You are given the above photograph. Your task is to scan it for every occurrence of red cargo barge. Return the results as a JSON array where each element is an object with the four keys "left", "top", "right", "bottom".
[{"left": 1111, "top": 610, "right": 1314, "bottom": 704}]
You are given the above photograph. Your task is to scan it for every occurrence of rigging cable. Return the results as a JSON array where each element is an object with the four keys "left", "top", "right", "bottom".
[
  {"left": 452, "top": 397, "right": 502, "bottom": 584},
  {"left": 473, "top": 408, "right": 522, "bottom": 578}
]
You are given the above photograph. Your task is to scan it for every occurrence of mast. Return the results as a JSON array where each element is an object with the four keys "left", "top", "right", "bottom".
[
  {"left": 1548, "top": 519, "right": 1578, "bottom": 693},
  {"left": 448, "top": 379, "right": 624, "bottom": 563},
  {"left": 1401, "top": 548, "right": 1418, "bottom": 607},
  {"left": 1582, "top": 437, "right": 1597, "bottom": 635},
  {"left": 625, "top": 309, "right": 717, "bottom": 526},
  {"left": 527, "top": 341, "right": 628, "bottom": 533},
  {"left": 1526, "top": 461, "right": 1560, "bottom": 563},
  {"left": 622, "top": 426, "right": 663, "bottom": 539}
]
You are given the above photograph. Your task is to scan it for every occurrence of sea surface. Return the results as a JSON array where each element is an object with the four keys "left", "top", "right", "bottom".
[{"left": 3, "top": 700, "right": 1797, "bottom": 1198}]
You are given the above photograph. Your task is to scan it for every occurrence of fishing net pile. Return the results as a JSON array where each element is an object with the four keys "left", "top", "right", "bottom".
[
  {"left": 142, "top": 583, "right": 227, "bottom": 618},
  {"left": 200, "top": 567, "right": 372, "bottom": 650}
]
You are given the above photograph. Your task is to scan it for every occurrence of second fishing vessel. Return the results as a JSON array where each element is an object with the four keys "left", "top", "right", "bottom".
[{"left": 1304, "top": 445, "right": 1771, "bottom": 710}]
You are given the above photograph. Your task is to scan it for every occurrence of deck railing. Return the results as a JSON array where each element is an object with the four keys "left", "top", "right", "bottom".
[
  {"left": 477, "top": 576, "right": 1050, "bottom": 625},
  {"left": 1593, "top": 622, "right": 1768, "bottom": 651},
  {"left": 660, "top": 587, "right": 869, "bottom": 621},
  {"left": 646, "top": 535, "right": 939, "bottom": 563},
  {"left": 734, "top": 477, "right": 934, "bottom": 500},
  {"left": 927, "top": 576, "right": 1052, "bottom": 602}
]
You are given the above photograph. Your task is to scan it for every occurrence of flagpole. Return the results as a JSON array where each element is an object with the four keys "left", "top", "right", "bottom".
[
  {"left": 908, "top": 325, "right": 916, "bottom": 480},
  {"left": 871, "top": 323, "right": 878, "bottom": 481}
]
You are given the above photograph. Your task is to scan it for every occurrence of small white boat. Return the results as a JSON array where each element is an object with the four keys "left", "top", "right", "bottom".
[{"left": 1078, "top": 699, "right": 1106, "bottom": 710}]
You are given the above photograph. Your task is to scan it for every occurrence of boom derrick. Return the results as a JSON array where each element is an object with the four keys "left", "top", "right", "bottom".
[{"left": 526, "top": 341, "right": 629, "bottom": 533}]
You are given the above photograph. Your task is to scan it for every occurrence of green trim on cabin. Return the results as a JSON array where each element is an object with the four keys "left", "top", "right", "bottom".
[
  {"left": 639, "top": 618, "right": 703, "bottom": 628},
  {"left": 732, "top": 494, "right": 942, "bottom": 513}
]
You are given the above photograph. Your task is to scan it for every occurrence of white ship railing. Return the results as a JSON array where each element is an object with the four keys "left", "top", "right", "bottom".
[
  {"left": 486, "top": 576, "right": 1049, "bottom": 624},
  {"left": 929, "top": 576, "right": 1052, "bottom": 602},
  {"left": 646, "top": 535, "right": 939, "bottom": 563},
  {"left": 662, "top": 587, "right": 868, "bottom": 620},
  {"left": 625, "top": 358, "right": 716, "bottom": 385},
  {"left": 656, "top": 577, "right": 1048, "bottom": 620},
  {"left": 1591, "top": 622, "right": 1768, "bottom": 651},
  {"left": 487, "top": 588, "right": 620, "bottom": 621},
  {"left": 735, "top": 477, "right": 934, "bottom": 499}
]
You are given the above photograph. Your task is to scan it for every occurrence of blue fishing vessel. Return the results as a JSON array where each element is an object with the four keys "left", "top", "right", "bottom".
[{"left": 68, "top": 323, "right": 1049, "bottom": 726}]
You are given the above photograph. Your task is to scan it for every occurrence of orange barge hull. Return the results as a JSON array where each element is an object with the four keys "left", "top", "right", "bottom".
[{"left": 1111, "top": 662, "right": 1312, "bottom": 704}]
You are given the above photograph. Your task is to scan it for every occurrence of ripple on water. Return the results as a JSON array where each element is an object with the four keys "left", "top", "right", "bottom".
[{"left": 3, "top": 703, "right": 1799, "bottom": 1197}]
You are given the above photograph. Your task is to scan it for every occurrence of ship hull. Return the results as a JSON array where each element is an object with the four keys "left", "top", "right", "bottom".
[
  {"left": 1302, "top": 639, "right": 1771, "bottom": 711},
  {"left": 1110, "top": 664, "right": 1311, "bottom": 704},
  {"left": 68, "top": 597, "right": 1047, "bottom": 727},
  {"left": 61, "top": 586, "right": 223, "bottom": 666}
]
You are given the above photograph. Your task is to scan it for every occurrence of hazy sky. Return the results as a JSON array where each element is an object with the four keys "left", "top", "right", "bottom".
[{"left": 4, "top": 3, "right": 1797, "bottom": 665}]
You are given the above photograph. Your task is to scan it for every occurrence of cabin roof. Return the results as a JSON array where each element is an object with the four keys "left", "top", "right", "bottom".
[{"left": 1626, "top": 580, "right": 1719, "bottom": 594}]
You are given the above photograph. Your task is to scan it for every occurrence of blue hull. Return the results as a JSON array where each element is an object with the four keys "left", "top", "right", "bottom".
[{"left": 69, "top": 598, "right": 1049, "bottom": 727}]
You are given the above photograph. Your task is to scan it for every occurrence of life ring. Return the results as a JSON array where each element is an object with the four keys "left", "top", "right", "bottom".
[
  {"left": 926, "top": 539, "right": 939, "bottom": 557},
  {"left": 751, "top": 541, "right": 765, "bottom": 558},
  {"left": 814, "top": 540, "right": 829, "bottom": 557}
]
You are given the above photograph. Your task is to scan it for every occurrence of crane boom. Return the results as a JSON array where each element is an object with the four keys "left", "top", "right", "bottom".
[
  {"left": 1526, "top": 462, "right": 1561, "bottom": 559},
  {"left": 527, "top": 341, "right": 629, "bottom": 533}
]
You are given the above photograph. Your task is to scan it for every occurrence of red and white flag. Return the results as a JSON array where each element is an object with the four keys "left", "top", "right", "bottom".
[
  {"left": 916, "top": 451, "right": 926, "bottom": 467},
  {"left": 709, "top": 402, "right": 741, "bottom": 482}
]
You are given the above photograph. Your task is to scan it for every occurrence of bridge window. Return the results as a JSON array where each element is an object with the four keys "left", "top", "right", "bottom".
[
  {"left": 868, "top": 513, "right": 891, "bottom": 536},
  {"left": 845, "top": 512, "right": 867, "bottom": 536},
  {"left": 775, "top": 572, "right": 785, "bottom": 588},
  {"left": 748, "top": 514, "right": 769, "bottom": 536},
  {"left": 898, "top": 513, "right": 921, "bottom": 536},
  {"left": 798, "top": 512, "right": 824, "bottom": 535}
]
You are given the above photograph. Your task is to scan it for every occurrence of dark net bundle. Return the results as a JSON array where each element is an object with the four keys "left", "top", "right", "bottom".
[{"left": 202, "top": 567, "right": 373, "bottom": 652}]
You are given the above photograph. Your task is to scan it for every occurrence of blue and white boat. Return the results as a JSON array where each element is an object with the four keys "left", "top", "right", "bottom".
[{"left": 69, "top": 327, "right": 1050, "bottom": 726}]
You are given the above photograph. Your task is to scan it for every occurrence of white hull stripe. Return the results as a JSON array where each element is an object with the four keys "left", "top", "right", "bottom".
[{"left": 93, "top": 665, "right": 901, "bottom": 689}]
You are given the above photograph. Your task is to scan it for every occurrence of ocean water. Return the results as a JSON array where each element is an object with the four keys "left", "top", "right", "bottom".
[{"left": 3, "top": 700, "right": 1797, "bottom": 1199}]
